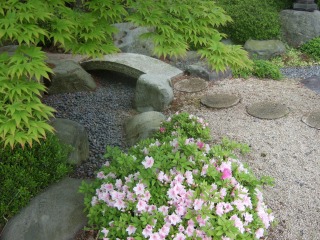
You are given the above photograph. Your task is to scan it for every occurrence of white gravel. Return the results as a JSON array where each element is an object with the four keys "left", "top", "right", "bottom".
[{"left": 169, "top": 77, "right": 320, "bottom": 240}]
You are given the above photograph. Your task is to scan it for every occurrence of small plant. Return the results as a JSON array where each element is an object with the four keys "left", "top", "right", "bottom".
[
  {"left": 271, "top": 47, "right": 318, "bottom": 67},
  {"left": 300, "top": 37, "right": 320, "bottom": 61},
  {"left": 80, "top": 113, "right": 275, "bottom": 239},
  {"left": 233, "top": 60, "right": 282, "bottom": 80},
  {"left": 0, "top": 133, "right": 72, "bottom": 227}
]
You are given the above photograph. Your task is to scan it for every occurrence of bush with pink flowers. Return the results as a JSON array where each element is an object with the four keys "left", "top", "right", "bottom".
[{"left": 80, "top": 112, "right": 274, "bottom": 239}]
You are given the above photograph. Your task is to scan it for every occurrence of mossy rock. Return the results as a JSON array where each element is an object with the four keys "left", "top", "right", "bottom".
[{"left": 246, "top": 102, "right": 289, "bottom": 119}]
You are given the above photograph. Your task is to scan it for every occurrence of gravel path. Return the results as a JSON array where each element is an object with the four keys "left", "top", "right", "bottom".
[{"left": 43, "top": 63, "right": 320, "bottom": 240}]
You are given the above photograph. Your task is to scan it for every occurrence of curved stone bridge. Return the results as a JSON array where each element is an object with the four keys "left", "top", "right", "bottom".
[{"left": 81, "top": 53, "right": 183, "bottom": 112}]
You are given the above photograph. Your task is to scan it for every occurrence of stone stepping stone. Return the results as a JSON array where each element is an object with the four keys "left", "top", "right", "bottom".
[
  {"left": 174, "top": 77, "right": 208, "bottom": 93},
  {"left": 246, "top": 101, "right": 289, "bottom": 120},
  {"left": 301, "top": 75, "right": 320, "bottom": 94},
  {"left": 302, "top": 110, "right": 320, "bottom": 129},
  {"left": 201, "top": 93, "right": 240, "bottom": 109}
]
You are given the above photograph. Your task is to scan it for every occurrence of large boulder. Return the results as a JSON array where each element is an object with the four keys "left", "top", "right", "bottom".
[
  {"left": 113, "top": 22, "right": 154, "bottom": 57},
  {"left": 1, "top": 178, "right": 89, "bottom": 240},
  {"left": 50, "top": 118, "right": 89, "bottom": 166},
  {"left": 244, "top": 40, "right": 286, "bottom": 60},
  {"left": 125, "top": 111, "right": 166, "bottom": 145},
  {"left": 135, "top": 74, "right": 174, "bottom": 112},
  {"left": 47, "top": 60, "right": 96, "bottom": 94},
  {"left": 280, "top": 10, "right": 320, "bottom": 47}
]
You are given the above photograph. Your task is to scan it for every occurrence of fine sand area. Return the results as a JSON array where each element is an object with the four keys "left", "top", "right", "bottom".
[{"left": 168, "top": 77, "right": 320, "bottom": 240}]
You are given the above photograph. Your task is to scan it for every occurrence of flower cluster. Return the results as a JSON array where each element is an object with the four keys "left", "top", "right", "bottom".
[{"left": 80, "top": 113, "right": 274, "bottom": 240}]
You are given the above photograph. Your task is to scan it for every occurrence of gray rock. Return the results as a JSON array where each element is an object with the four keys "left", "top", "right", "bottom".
[
  {"left": 50, "top": 118, "right": 89, "bottom": 165},
  {"left": 47, "top": 60, "right": 96, "bottom": 94},
  {"left": 81, "top": 53, "right": 183, "bottom": 80},
  {"left": 280, "top": 10, "right": 320, "bottom": 47},
  {"left": 246, "top": 102, "right": 290, "bottom": 120},
  {"left": 1, "top": 178, "right": 89, "bottom": 240},
  {"left": 201, "top": 94, "right": 240, "bottom": 109},
  {"left": 301, "top": 75, "right": 320, "bottom": 94},
  {"left": 0, "top": 45, "right": 18, "bottom": 56},
  {"left": 113, "top": 22, "right": 155, "bottom": 57},
  {"left": 302, "top": 110, "right": 320, "bottom": 129},
  {"left": 244, "top": 40, "right": 286, "bottom": 60},
  {"left": 125, "top": 111, "right": 166, "bottom": 145},
  {"left": 186, "top": 64, "right": 232, "bottom": 81},
  {"left": 135, "top": 74, "right": 174, "bottom": 112},
  {"left": 174, "top": 77, "right": 208, "bottom": 93}
]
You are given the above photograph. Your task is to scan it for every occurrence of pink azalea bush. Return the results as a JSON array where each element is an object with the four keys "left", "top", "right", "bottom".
[{"left": 80, "top": 112, "right": 274, "bottom": 239}]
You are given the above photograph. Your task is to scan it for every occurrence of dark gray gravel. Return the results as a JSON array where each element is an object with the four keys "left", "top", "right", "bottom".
[
  {"left": 281, "top": 65, "right": 320, "bottom": 79},
  {"left": 42, "top": 70, "right": 137, "bottom": 178}
]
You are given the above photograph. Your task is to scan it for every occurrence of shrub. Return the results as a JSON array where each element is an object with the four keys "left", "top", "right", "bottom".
[
  {"left": 0, "top": 133, "right": 72, "bottom": 227},
  {"left": 233, "top": 60, "right": 282, "bottom": 80},
  {"left": 300, "top": 37, "right": 320, "bottom": 61},
  {"left": 80, "top": 113, "right": 274, "bottom": 239},
  {"left": 271, "top": 47, "right": 318, "bottom": 67},
  {"left": 216, "top": 0, "right": 290, "bottom": 44}
]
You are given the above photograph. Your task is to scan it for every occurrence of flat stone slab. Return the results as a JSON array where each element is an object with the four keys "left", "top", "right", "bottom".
[
  {"left": 201, "top": 94, "right": 240, "bottom": 109},
  {"left": 81, "top": 53, "right": 183, "bottom": 79},
  {"left": 174, "top": 77, "right": 208, "bottom": 93},
  {"left": 301, "top": 75, "right": 320, "bottom": 94},
  {"left": 247, "top": 102, "right": 290, "bottom": 119},
  {"left": 1, "top": 178, "right": 89, "bottom": 240},
  {"left": 302, "top": 111, "right": 320, "bottom": 129}
]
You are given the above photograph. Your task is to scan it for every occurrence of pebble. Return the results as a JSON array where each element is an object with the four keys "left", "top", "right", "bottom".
[
  {"left": 281, "top": 65, "right": 320, "bottom": 79},
  {"left": 42, "top": 71, "right": 136, "bottom": 178}
]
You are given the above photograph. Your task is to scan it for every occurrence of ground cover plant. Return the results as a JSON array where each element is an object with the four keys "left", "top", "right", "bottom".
[
  {"left": 0, "top": 133, "right": 72, "bottom": 229},
  {"left": 300, "top": 37, "right": 320, "bottom": 61},
  {"left": 80, "top": 112, "right": 275, "bottom": 239},
  {"left": 233, "top": 59, "right": 282, "bottom": 80}
]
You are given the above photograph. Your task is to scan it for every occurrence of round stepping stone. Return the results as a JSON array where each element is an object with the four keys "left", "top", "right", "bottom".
[
  {"left": 174, "top": 77, "right": 208, "bottom": 93},
  {"left": 302, "top": 111, "right": 320, "bottom": 129},
  {"left": 246, "top": 102, "right": 289, "bottom": 120},
  {"left": 201, "top": 93, "right": 240, "bottom": 109}
]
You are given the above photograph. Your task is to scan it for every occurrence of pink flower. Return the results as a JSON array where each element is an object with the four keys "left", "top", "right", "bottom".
[
  {"left": 196, "top": 140, "right": 204, "bottom": 149},
  {"left": 104, "top": 161, "right": 110, "bottom": 167},
  {"left": 222, "top": 168, "right": 232, "bottom": 180},
  {"left": 126, "top": 225, "right": 137, "bottom": 235},
  {"left": 142, "top": 156, "right": 154, "bottom": 169},
  {"left": 101, "top": 227, "right": 109, "bottom": 237},
  {"left": 173, "top": 233, "right": 186, "bottom": 240},
  {"left": 193, "top": 199, "right": 204, "bottom": 211},
  {"left": 142, "top": 224, "right": 153, "bottom": 238},
  {"left": 137, "top": 199, "right": 148, "bottom": 212},
  {"left": 220, "top": 188, "right": 227, "bottom": 199},
  {"left": 133, "top": 183, "right": 145, "bottom": 195},
  {"left": 255, "top": 228, "right": 264, "bottom": 239},
  {"left": 158, "top": 206, "right": 169, "bottom": 215},
  {"left": 185, "top": 225, "right": 194, "bottom": 237},
  {"left": 216, "top": 202, "right": 224, "bottom": 216},
  {"left": 97, "top": 171, "right": 106, "bottom": 179},
  {"left": 169, "top": 213, "right": 182, "bottom": 225},
  {"left": 159, "top": 224, "right": 170, "bottom": 237},
  {"left": 160, "top": 127, "right": 166, "bottom": 133},
  {"left": 150, "top": 233, "right": 162, "bottom": 240}
]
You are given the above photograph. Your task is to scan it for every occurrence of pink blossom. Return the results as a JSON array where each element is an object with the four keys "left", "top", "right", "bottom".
[
  {"left": 196, "top": 215, "right": 206, "bottom": 227},
  {"left": 169, "top": 213, "right": 182, "bottom": 225},
  {"left": 115, "top": 179, "right": 123, "bottom": 189},
  {"left": 193, "top": 199, "right": 204, "bottom": 211},
  {"left": 230, "top": 215, "right": 245, "bottom": 233},
  {"left": 159, "top": 224, "right": 170, "bottom": 237},
  {"left": 142, "top": 147, "right": 149, "bottom": 155},
  {"left": 97, "top": 171, "right": 106, "bottom": 179},
  {"left": 91, "top": 196, "right": 98, "bottom": 206},
  {"left": 175, "top": 205, "right": 186, "bottom": 216},
  {"left": 201, "top": 164, "right": 208, "bottom": 176},
  {"left": 126, "top": 225, "right": 137, "bottom": 235},
  {"left": 150, "top": 233, "right": 162, "bottom": 240},
  {"left": 114, "top": 199, "right": 126, "bottom": 210},
  {"left": 133, "top": 183, "right": 145, "bottom": 195},
  {"left": 216, "top": 202, "right": 224, "bottom": 216},
  {"left": 101, "top": 227, "right": 109, "bottom": 237},
  {"left": 220, "top": 188, "right": 227, "bottom": 199},
  {"left": 158, "top": 206, "right": 169, "bottom": 215},
  {"left": 243, "top": 212, "right": 253, "bottom": 223},
  {"left": 104, "top": 161, "right": 110, "bottom": 167},
  {"left": 255, "top": 228, "right": 264, "bottom": 239},
  {"left": 159, "top": 127, "right": 166, "bottom": 133},
  {"left": 178, "top": 225, "right": 185, "bottom": 232},
  {"left": 185, "top": 171, "right": 194, "bottom": 185},
  {"left": 222, "top": 168, "right": 232, "bottom": 180},
  {"left": 222, "top": 237, "right": 231, "bottom": 240},
  {"left": 196, "top": 140, "right": 204, "bottom": 149},
  {"left": 142, "top": 156, "right": 154, "bottom": 169},
  {"left": 185, "top": 225, "right": 194, "bottom": 237},
  {"left": 137, "top": 199, "right": 148, "bottom": 212},
  {"left": 142, "top": 225, "right": 153, "bottom": 238},
  {"left": 173, "top": 233, "right": 186, "bottom": 240}
]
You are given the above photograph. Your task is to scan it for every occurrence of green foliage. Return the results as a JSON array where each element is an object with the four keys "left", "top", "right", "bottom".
[
  {"left": 126, "top": 0, "right": 253, "bottom": 72},
  {"left": 233, "top": 59, "right": 282, "bottom": 80},
  {"left": 300, "top": 37, "right": 320, "bottom": 61},
  {"left": 0, "top": 133, "right": 72, "bottom": 227},
  {"left": 80, "top": 113, "right": 274, "bottom": 239},
  {"left": 216, "top": 0, "right": 289, "bottom": 44}
]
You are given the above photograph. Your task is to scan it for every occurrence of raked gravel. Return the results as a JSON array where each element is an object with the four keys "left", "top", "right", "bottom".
[{"left": 43, "top": 64, "right": 320, "bottom": 240}]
